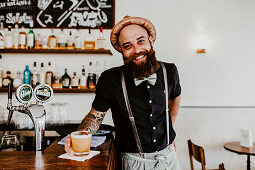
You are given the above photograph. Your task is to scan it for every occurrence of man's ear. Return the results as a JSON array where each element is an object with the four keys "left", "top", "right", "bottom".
[
  {"left": 149, "top": 36, "right": 154, "bottom": 46},
  {"left": 118, "top": 46, "right": 122, "bottom": 52}
]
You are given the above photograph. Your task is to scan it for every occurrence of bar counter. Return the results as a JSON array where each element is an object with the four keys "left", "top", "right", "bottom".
[{"left": 0, "top": 136, "right": 116, "bottom": 169}]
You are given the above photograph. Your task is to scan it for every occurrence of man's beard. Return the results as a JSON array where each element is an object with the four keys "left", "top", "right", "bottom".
[{"left": 123, "top": 48, "right": 160, "bottom": 78}]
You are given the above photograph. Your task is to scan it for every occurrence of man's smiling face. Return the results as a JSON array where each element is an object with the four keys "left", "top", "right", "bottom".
[{"left": 118, "top": 24, "right": 153, "bottom": 65}]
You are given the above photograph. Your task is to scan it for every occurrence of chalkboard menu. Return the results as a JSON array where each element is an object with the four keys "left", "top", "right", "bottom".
[{"left": 0, "top": 0, "right": 115, "bottom": 29}]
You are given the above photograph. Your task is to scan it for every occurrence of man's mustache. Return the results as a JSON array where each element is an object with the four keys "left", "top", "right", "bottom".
[{"left": 123, "top": 51, "right": 149, "bottom": 63}]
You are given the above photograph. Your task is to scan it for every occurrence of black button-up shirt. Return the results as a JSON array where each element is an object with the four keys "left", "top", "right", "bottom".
[{"left": 92, "top": 62, "right": 181, "bottom": 153}]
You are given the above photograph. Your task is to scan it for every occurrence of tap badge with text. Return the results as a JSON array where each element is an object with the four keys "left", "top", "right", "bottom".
[
  {"left": 33, "top": 84, "right": 53, "bottom": 103},
  {"left": 15, "top": 84, "right": 33, "bottom": 104}
]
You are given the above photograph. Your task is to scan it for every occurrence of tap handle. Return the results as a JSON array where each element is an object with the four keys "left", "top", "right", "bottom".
[{"left": 8, "top": 83, "right": 13, "bottom": 100}]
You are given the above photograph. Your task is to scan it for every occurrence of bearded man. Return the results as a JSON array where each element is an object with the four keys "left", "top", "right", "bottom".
[{"left": 65, "top": 16, "right": 182, "bottom": 170}]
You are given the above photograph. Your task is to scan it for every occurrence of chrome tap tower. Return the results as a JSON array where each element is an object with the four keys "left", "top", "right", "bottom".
[{"left": 6, "top": 83, "right": 53, "bottom": 151}]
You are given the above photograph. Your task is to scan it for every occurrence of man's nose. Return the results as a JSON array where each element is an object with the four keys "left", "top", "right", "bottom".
[{"left": 133, "top": 45, "right": 141, "bottom": 54}]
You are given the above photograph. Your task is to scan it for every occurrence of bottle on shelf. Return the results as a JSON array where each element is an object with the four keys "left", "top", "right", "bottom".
[
  {"left": 84, "top": 29, "right": 95, "bottom": 50},
  {"left": 87, "top": 61, "right": 95, "bottom": 89},
  {"left": 46, "top": 61, "right": 53, "bottom": 86},
  {"left": 52, "top": 65, "right": 61, "bottom": 89},
  {"left": 71, "top": 72, "right": 79, "bottom": 89},
  {"left": 13, "top": 71, "right": 22, "bottom": 88},
  {"left": 19, "top": 24, "right": 27, "bottom": 49},
  {"left": 94, "top": 61, "right": 101, "bottom": 85},
  {"left": 23, "top": 65, "right": 31, "bottom": 85},
  {"left": 39, "top": 62, "right": 45, "bottom": 84},
  {"left": 27, "top": 22, "right": 35, "bottom": 49},
  {"left": 0, "top": 22, "right": 4, "bottom": 49},
  {"left": 74, "top": 26, "right": 82, "bottom": 49},
  {"left": 62, "top": 68, "right": 71, "bottom": 89},
  {"left": 79, "top": 65, "right": 86, "bottom": 89},
  {"left": 2, "top": 71, "right": 13, "bottom": 88},
  {"left": 48, "top": 29, "right": 57, "bottom": 49},
  {"left": 4, "top": 26, "right": 13, "bottom": 49},
  {"left": 41, "top": 35, "right": 48, "bottom": 49},
  {"left": 31, "top": 61, "right": 38, "bottom": 88},
  {"left": 0, "top": 55, "right": 3, "bottom": 87},
  {"left": 96, "top": 26, "right": 106, "bottom": 49},
  {"left": 57, "top": 29, "right": 67, "bottom": 49},
  {"left": 35, "top": 34, "right": 42, "bottom": 49},
  {"left": 66, "top": 31, "right": 74, "bottom": 49},
  {"left": 13, "top": 21, "right": 19, "bottom": 49}
]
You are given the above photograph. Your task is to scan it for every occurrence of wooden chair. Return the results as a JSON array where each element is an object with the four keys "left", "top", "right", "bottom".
[
  {"left": 219, "top": 163, "right": 225, "bottom": 170},
  {"left": 188, "top": 139, "right": 225, "bottom": 170}
]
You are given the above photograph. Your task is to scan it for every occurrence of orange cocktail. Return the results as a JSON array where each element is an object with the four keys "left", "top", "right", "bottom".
[{"left": 71, "top": 131, "right": 92, "bottom": 156}]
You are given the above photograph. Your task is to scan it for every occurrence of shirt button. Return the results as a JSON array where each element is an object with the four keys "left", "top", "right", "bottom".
[
  {"left": 147, "top": 85, "right": 150, "bottom": 89},
  {"left": 150, "top": 114, "right": 152, "bottom": 117},
  {"left": 149, "top": 100, "right": 152, "bottom": 103},
  {"left": 153, "top": 139, "right": 156, "bottom": 143},
  {"left": 153, "top": 126, "right": 156, "bottom": 130}
]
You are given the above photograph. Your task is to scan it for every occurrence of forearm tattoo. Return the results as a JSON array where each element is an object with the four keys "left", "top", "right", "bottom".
[{"left": 77, "top": 108, "right": 106, "bottom": 132}]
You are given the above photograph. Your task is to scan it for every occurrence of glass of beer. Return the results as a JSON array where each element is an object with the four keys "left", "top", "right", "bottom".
[{"left": 71, "top": 131, "right": 92, "bottom": 156}]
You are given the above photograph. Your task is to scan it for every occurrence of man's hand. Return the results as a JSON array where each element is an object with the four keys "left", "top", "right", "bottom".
[
  {"left": 65, "top": 136, "right": 74, "bottom": 156},
  {"left": 173, "top": 141, "right": 176, "bottom": 152}
]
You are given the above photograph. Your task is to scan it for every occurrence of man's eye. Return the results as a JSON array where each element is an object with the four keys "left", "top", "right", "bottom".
[
  {"left": 138, "top": 39, "right": 145, "bottom": 44},
  {"left": 124, "top": 44, "right": 131, "bottom": 49}
]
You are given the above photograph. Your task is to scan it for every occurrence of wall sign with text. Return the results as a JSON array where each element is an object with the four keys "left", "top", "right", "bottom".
[{"left": 0, "top": 0, "right": 115, "bottom": 29}]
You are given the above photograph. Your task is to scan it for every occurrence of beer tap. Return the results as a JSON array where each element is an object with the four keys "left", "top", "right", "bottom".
[{"left": 6, "top": 83, "right": 53, "bottom": 151}]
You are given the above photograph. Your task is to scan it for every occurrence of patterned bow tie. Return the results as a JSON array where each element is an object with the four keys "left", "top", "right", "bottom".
[{"left": 134, "top": 73, "right": 157, "bottom": 86}]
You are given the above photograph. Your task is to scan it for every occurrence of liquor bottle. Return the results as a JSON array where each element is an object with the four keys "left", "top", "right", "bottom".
[
  {"left": 79, "top": 65, "right": 86, "bottom": 88},
  {"left": 0, "top": 22, "right": 4, "bottom": 49},
  {"left": 31, "top": 62, "right": 38, "bottom": 88},
  {"left": 41, "top": 35, "right": 48, "bottom": 49},
  {"left": 2, "top": 71, "right": 13, "bottom": 88},
  {"left": 35, "top": 34, "right": 42, "bottom": 49},
  {"left": 48, "top": 29, "right": 57, "bottom": 49},
  {"left": 62, "top": 69, "right": 71, "bottom": 89},
  {"left": 71, "top": 72, "right": 79, "bottom": 89},
  {"left": 66, "top": 31, "right": 74, "bottom": 49},
  {"left": 94, "top": 61, "right": 101, "bottom": 85},
  {"left": 0, "top": 55, "right": 3, "bottom": 87},
  {"left": 84, "top": 29, "right": 95, "bottom": 50},
  {"left": 74, "top": 27, "right": 82, "bottom": 49},
  {"left": 57, "top": 29, "right": 67, "bottom": 49},
  {"left": 96, "top": 26, "right": 106, "bottom": 49},
  {"left": 4, "top": 26, "right": 13, "bottom": 49},
  {"left": 23, "top": 65, "right": 31, "bottom": 85},
  {"left": 19, "top": 25, "right": 27, "bottom": 49},
  {"left": 39, "top": 62, "right": 45, "bottom": 84},
  {"left": 13, "top": 22, "right": 19, "bottom": 49},
  {"left": 27, "top": 22, "right": 35, "bottom": 49},
  {"left": 45, "top": 62, "right": 53, "bottom": 86},
  {"left": 13, "top": 71, "right": 22, "bottom": 88},
  {"left": 52, "top": 65, "right": 61, "bottom": 88},
  {"left": 87, "top": 62, "right": 95, "bottom": 89}
]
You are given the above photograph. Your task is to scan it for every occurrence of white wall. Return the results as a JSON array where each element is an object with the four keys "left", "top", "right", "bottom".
[{"left": 1, "top": 0, "right": 255, "bottom": 169}]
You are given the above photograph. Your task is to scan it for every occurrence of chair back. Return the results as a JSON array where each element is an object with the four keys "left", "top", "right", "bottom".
[
  {"left": 219, "top": 163, "right": 225, "bottom": 170},
  {"left": 187, "top": 139, "right": 206, "bottom": 170}
]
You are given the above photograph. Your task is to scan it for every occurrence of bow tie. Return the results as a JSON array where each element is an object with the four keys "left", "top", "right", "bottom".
[{"left": 134, "top": 73, "right": 157, "bottom": 86}]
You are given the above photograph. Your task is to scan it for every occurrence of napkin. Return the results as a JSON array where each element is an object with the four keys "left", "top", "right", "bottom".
[
  {"left": 58, "top": 151, "right": 100, "bottom": 161},
  {"left": 58, "top": 135, "right": 106, "bottom": 148}
]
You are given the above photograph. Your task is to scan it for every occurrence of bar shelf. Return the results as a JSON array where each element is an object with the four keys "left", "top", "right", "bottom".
[{"left": 0, "top": 49, "right": 112, "bottom": 55}]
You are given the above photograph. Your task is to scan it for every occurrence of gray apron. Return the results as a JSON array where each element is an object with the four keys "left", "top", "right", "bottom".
[{"left": 120, "top": 62, "right": 181, "bottom": 170}]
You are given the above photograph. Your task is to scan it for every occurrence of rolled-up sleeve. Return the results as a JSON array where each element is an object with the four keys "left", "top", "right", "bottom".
[{"left": 92, "top": 71, "right": 114, "bottom": 112}]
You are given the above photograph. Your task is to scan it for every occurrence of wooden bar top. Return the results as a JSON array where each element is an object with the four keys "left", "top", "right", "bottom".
[{"left": 0, "top": 136, "right": 115, "bottom": 169}]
